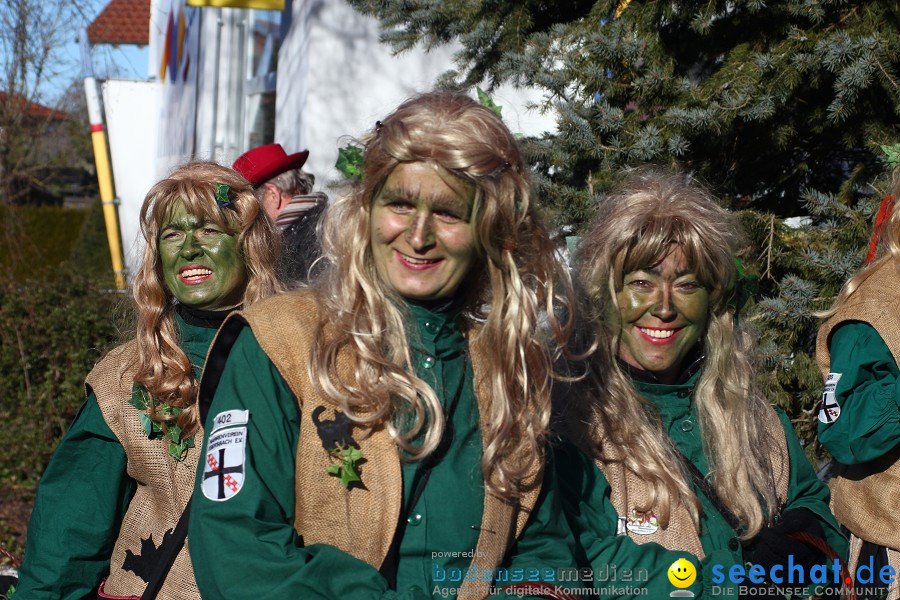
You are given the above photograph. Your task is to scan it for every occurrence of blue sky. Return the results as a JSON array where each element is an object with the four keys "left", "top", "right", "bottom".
[{"left": 51, "top": 0, "right": 150, "bottom": 105}]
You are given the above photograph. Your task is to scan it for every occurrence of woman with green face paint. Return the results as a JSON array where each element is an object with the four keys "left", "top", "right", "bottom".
[
  {"left": 187, "top": 92, "right": 579, "bottom": 600},
  {"left": 16, "top": 161, "right": 282, "bottom": 600},
  {"left": 557, "top": 170, "right": 846, "bottom": 599}
]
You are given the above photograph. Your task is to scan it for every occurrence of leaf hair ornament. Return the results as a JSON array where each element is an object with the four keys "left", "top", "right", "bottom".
[
  {"left": 335, "top": 144, "right": 364, "bottom": 179},
  {"left": 215, "top": 183, "right": 235, "bottom": 208}
]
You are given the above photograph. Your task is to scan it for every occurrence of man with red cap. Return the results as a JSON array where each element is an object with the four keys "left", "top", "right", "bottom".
[{"left": 233, "top": 143, "right": 326, "bottom": 284}]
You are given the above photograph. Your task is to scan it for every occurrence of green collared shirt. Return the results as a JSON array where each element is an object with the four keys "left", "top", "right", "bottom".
[
  {"left": 189, "top": 302, "right": 573, "bottom": 599},
  {"left": 560, "top": 370, "right": 847, "bottom": 599}
]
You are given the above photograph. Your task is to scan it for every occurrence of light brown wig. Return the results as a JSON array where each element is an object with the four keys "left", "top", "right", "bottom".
[
  {"left": 312, "top": 91, "right": 575, "bottom": 499},
  {"left": 575, "top": 168, "right": 779, "bottom": 538},
  {"left": 131, "top": 161, "right": 282, "bottom": 438}
]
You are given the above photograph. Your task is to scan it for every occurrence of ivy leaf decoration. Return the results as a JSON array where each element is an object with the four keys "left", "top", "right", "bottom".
[
  {"left": 139, "top": 412, "right": 155, "bottom": 438},
  {"left": 129, "top": 384, "right": 194, "bottom": 462},
  {"left": 166, "top": 424, "right": 183, "bottom": 444},
  {"left": 129, "top": 395, "right": 147, "bottom": 412},
  {"left": 326, "top": 444, "right": 364, "bottom": 488},
  {"left": 476, "top": 87, "right": 503, "bottom": 119},
  {"left": 335, "top": 145, "right": 364, "bottom": 179},
  {"left": 882, "top": 144, "right": 900, "bottom": 169}
]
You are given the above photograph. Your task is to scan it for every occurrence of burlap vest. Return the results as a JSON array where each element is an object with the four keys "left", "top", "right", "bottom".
[
  {"left": 586, "top": 403, "right": 790, "bottom": 557},
  {"left": 86, "top": 341, "right": 201, "bottom": 600},
  {"left": 816, "top": 259, "right": 900, "bottom": 551},
  {"left": 239, "top": 291, "right": 542, "bottom": 599}
]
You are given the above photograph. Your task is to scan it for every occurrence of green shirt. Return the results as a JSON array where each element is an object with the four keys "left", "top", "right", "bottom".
[
  {"left": 818, "top": 321, "right": 900, "bottom": 464},
  {"left": 560, "top": 371, "right": 847, "bottom": 599},
  {"left": 15, "top": 314, "right": 218, "bottom": 599},
  {"left": 189, "top": 303, "right": 574, "bottom": 599},
  {"left": 396, "top": 300, "right": 483, "bottom": 589}
]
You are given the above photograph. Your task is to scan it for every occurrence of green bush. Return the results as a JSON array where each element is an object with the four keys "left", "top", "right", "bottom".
[
  {"left": 0, "top": 201, "right": 115, "bottom": 288},
  {"left": 0, "top": 273, "right": 129, "bottom": 484},
  {"left": 0, "top": 199, "right": 126, "bottom": 484}
]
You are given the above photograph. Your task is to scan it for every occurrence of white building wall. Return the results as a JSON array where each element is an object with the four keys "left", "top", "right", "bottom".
[
  {"left": 276, "top": 0, "right": 557, "bottom": 185},
  {"left": 188, "top": 7, "right": 251, "bottom": 168},
  {"left": 102, "top": 80, "right": 159, "bottom": 279},
  {"left": 147, "top": 0, "right": 556, "bottom": 182}
]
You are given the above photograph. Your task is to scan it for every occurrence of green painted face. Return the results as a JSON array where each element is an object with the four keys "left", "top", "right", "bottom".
[
  {"left": 159, "top": 202, "right": 247, "bottom": 311},
  {"left": 611, "top": 247, "right": 710, "bottom": 383}
]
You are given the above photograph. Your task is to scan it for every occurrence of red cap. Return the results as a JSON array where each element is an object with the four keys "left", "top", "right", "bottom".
[{"left": 233, "top": 144, "right": 309, "bottom": 187}]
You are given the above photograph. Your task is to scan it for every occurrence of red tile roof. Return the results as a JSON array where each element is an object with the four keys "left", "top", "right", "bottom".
[
  {"left": 88, "top": 0, "right": 150, "bottom": 46},
  {"left": 0, "top": 92, "right": 69, "bottom": 120}
]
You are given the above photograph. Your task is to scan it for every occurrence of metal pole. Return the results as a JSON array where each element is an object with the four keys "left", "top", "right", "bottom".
[{"left": 79, "top": 28, "right": 126, "bottom": 289}]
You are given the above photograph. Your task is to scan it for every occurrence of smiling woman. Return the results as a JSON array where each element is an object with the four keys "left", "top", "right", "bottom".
[
  {"left": 187, "top": 91, "right": 579, "bottom": 600},
  {"left": 370, "top": 161, "right": 477, "bottom": 300},
  {"left": 613, "top": 247, "right": 710, "bottom": 383},
  {"left": 159, "top": 202, "right": 248, "bottom": 311},
  {"left": 15, "top": 161, "right": 282, "bottom": 600},
  {"left": 557, "top": 169, "right": 847, "bottom": 599}
]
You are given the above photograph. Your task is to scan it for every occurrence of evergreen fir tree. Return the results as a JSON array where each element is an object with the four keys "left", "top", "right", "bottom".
[{"left": 349, "top": 0, "right": 900, "bottom": 452}]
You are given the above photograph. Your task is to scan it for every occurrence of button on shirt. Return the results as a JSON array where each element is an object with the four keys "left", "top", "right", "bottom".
[
  {"left": 396, "top": 300, "right": 484, "bottom": 589},
  {"left": 633, "top": 374, "right": 743, "bottom": 565}
]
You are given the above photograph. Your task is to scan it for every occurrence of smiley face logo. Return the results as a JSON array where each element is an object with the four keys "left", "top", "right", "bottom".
[{"left": 668, "top": 558, "right": 697, "bottom": 588}]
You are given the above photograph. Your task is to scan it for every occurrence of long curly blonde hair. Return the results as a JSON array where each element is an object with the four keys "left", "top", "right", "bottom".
[
  {"left": 821, "top": 166, "right": 900, "bottom": 318},
  {"left": 575, "top": 169, "right": 778, "bottom": 538},
  {"left": 132, "top": 161, "right": 282, "bottom": 438},
  {"left": 311, "top": 91, "right": 574, "bottom": 499}
]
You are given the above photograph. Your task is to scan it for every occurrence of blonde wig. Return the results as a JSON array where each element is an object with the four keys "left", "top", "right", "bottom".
[
  {"left": 821, "top": 166, "right": 900, "bottom": 318},
  {"left": 575, "top": 169, "right": 778, "bottom": 538},
  {"left": 132, "top": 161, "right": 282, "bottom": 438},
  {"left": 312, "top": 91, "right": 574, "bottom": 499}
]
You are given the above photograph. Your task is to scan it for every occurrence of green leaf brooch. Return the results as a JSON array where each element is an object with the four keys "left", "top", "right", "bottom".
[
  {"left": 312, "top": 405, "right": 364, "bottom": 488},
  {"left": 129, "top": 384, "right": 195, "bottom": 461}
]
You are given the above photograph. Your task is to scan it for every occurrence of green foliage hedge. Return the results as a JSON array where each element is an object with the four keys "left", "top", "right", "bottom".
[
  {"left": 0, "top": 202, "right": 115, "bottom": 288},
  {"left": 0, "top": 275, "right": 128, "bottom": 484},
  {"left": 0, "top": 202, "right": 126, "bottom": 486}
]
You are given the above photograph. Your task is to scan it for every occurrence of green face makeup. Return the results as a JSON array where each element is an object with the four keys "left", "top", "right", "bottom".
[
  {"left": 611, "top": 247, "right": 710, "bottom": 383},
  {"left": 159, "top": 202, "right": 247, "bottom": 311}
]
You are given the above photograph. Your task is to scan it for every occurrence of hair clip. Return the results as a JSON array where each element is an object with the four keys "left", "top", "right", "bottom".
[
  {"left": 215, "top": 183, "right": 235, "bottom": 208},
  {"left": 374, "top": 120, "right": 384, "bottom": 134}
]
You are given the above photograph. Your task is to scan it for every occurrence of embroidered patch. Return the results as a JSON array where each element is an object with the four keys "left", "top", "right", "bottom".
[
  {"left": 818, "top": 372, "right": 843, "bottom": 424},
  {"left": 625, "top": 509, "right": 659, "bottom": 535},
  {"left": 201, "top": 411, "right": 248, "bottom": 501}
]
